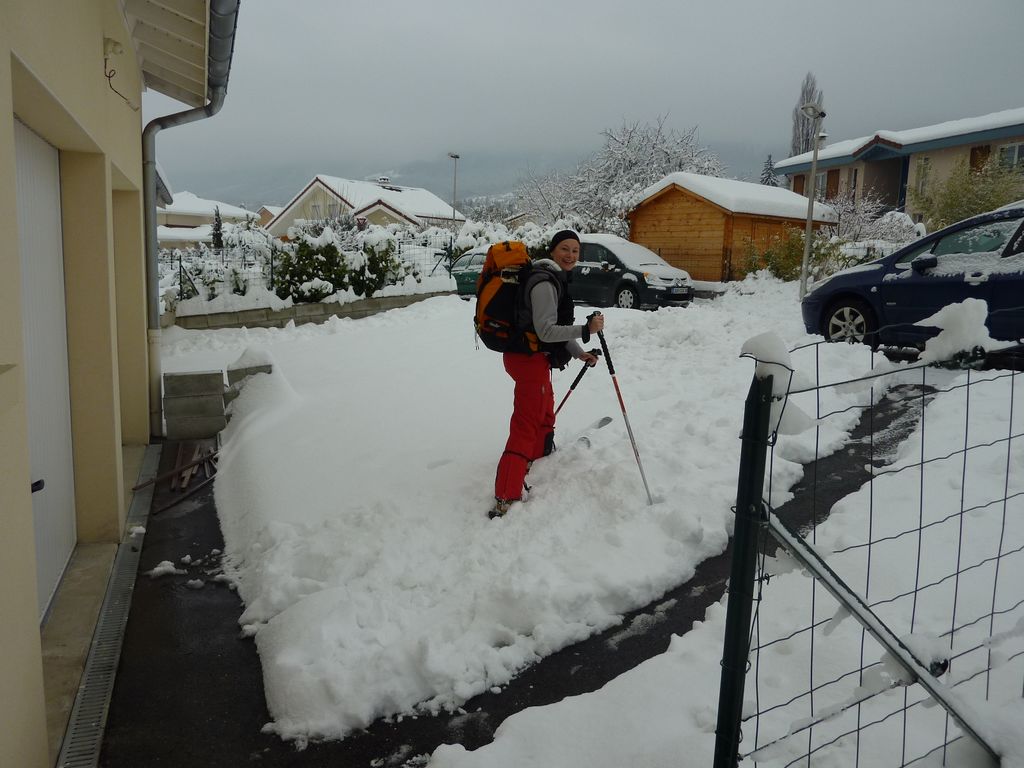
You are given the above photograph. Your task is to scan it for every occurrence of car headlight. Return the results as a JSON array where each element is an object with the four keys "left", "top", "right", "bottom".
[{"left": 805, "top": 276, "right": 832, "bottom": 296}]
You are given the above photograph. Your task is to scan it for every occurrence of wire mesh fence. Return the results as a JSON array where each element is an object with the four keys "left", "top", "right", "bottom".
[
  {"left": 159, "top": 232, "right": 457, "bottom": 304},
  {"left": 715, "top": 338, "right": 1024, "bottom": 767}
]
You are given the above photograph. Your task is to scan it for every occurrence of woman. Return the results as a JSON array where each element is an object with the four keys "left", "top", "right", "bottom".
[{"left": 491, "top": 229, "right": 605, "bottom": 519}]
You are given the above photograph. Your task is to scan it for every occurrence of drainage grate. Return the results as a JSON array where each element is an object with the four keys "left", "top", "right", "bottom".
[{"left": 56, "top": 444, "right": 162, "bottom": 768}]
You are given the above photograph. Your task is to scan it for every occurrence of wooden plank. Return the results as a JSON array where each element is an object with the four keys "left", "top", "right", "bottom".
[
  {"left": 133, "top": 20, "right": 204, "bottom": 65},
  {"left": 146, "top": 0, "right": 207, "bottom": 25},
  {"left": 127, "top": 0, "right": 206, "bottom": 44}
]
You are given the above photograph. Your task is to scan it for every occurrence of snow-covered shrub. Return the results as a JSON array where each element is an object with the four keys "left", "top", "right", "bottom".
[
  {"left": 909, "top": 156, "right": 1024, "bottom": 229},
  {"left": 296, "top": 277, "right": 334, "bottom": 303},
  {"left": 224, "top": 219, "right": 278, "bottom": 266},
  {"left": 228, "top": 264, "right": 248, "bottom": 295},
  {"left": 274, "top": 221, "right": 420, "bottom": 302},
  {"left": 454, "top": 219, "right": 513, "bottom": 254},
  {"left": 825, "top": 190, "right": 919, "bottom": 244},
  {"left": 274, "top": 226, "right": 351, "bottom": 302},
  {"left": 197, "top": 259, "right": 229, "bottom": 300},
  {"left": 350, "top": 226, "right": 412, "bottom": 298},
  {"left": 743, "top": 227, "right": 841, "bottom": 283},
  {"left": 513, "top": 219, "right": 589, "bottom": 259},
  {"left": 871, "top": 210, "right": 918, "bottom": 243}
]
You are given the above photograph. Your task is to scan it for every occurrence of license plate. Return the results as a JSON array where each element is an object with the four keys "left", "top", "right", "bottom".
[{"left": 670, "top": 287, "right": 689, "bottom": 295}]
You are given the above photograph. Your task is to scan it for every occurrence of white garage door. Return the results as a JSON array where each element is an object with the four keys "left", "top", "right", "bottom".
[{"left": 15, "top": 119, "right": 77, "bottom": 621}]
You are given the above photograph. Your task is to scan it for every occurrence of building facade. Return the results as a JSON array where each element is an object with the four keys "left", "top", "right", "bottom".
[{"left": 776, "top": 108, "right": 1024, "bottom": 222}]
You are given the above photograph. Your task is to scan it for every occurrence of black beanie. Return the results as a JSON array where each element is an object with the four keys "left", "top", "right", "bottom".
[{"left": 549, "top": 229, "right": 580, "bottom": 251}]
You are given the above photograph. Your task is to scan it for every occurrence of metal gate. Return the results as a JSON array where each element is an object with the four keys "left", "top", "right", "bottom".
[{"left": 15, "top": 118, "right": 77, "bottom": 621}]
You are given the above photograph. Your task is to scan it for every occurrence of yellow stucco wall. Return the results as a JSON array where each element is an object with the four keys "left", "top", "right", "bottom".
[
  {"left": 270, "top": 184, "right": 353, "bottom": 236},
  {"left": 1, "top": 2, "right": 150, "bottom": 764}
]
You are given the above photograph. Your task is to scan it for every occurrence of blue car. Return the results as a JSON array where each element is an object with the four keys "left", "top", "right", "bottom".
[{"left": 801, "top": 206, "right": 1024, "bottom": 347}]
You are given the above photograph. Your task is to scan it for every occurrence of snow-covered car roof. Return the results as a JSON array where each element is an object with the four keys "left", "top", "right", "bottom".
[{"left": 581, "top": 233, "right": 674, "bottom": 269}]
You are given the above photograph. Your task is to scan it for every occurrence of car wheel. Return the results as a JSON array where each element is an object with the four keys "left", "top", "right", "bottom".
[
  {"left": 823, "top": 298, "right": 878, "bottom": 346},
  {"left": 615, "top": 286, "right": 638, "bottom": 309}
]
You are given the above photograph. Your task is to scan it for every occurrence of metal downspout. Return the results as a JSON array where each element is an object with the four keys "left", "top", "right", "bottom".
[{"left": 143, "top": 0, "right": 240, "bottom": 437}]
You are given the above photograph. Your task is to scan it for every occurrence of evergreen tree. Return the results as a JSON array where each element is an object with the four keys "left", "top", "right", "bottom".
[
  {"left": 760, "top": 154, "right": 779, "bottom": 187},
  {"left": 212, "top": 205, "right": 224, "bottom": 250},
  {"left": 791, "top": 72, "right": 824, "bottom": 156}
]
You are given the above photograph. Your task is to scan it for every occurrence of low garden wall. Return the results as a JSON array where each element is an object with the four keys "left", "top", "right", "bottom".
[{"left": 163, "top": 290, "right": 454, "bottom": 331}]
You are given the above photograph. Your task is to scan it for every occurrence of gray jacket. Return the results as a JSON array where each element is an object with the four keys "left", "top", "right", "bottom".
[{"left": 521, "top": 259, "right": 586, "bottom": 360}]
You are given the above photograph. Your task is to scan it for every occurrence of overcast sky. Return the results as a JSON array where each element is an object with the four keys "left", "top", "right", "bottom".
[{"left": 146, "top": 0, "right": 1024, "bottom": 208}]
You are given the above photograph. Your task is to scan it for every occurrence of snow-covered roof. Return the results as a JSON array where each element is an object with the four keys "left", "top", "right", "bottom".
[
  {"left": 316, "top": 175, "right": 462, "bottom": 221},
  {"left": 776, "top": 107, "right": 1024, "bottom": 171},
  {"left": 154, "top": 159, "right": 174, "bottom": 206},
  {"left": 637, "top": 172, "right": 837, "bottom": 223},
  {"left": 259, "top": 205, "right": 284, "bottom": 216},
  {"left": 157, "top": 224, "right": 212, "bottom": 243},
  {"left": 158, "top": 191, "right": 251, "bottom": 220}
]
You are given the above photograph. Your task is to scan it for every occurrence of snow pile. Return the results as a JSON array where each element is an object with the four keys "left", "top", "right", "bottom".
[
  {"left": 176, "top": 286, "right": 293, "bottom": 317},
  {"left": 164, "top": 274, "right": 882, "bottom": 744},
  {"left": 915, "top": 297, "right": 1015, "bottom": 363},
  {"left": 430, "top": 362, "right": 1024, "bottom": 768}
]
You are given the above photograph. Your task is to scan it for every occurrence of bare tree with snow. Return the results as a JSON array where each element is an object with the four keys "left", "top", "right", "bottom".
[
  {"left": 825, "top": 189, "right": 918, "bottom": 243},
  {"left": 517, "top": 115, "right": 723, "bottom": 235},
  {"left": 791, "top": 72, "right": 824, "bottom": 157}
]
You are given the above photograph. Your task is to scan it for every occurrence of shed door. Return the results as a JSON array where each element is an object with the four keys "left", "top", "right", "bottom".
[{"left": 15, "top": 119, "right": 77, "bottom": 621}]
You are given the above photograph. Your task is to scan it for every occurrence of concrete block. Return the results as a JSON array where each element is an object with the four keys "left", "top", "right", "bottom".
[
  {"left": 165, "top": 415, "right": 226, "bottom": 440},
  {"left": 164, "top": 392, "right": 225, "bottom": 418},
  {"left": 294, "top": 303, "right": 326, "bottom": 317},
  {"left": 237, "top": 308, "right": 269, "bottom": 324},
  {"left": 176, "top": 314, "right": 209, "bottom": 330},
  {"left": 207, "top": 312, "right": 239, "bottom": 326},
  {"left": 267, "top": 308, "right": 295, "bottom": 323},
  {"left": 227, "top": 365, "right": 273, "bottom": 386},
  {"left": 163, "top": 370, "right": 225, "bottom": 397}
]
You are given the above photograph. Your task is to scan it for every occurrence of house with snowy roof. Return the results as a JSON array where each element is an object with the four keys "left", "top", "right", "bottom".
[
  {"left": 156, "top": 191, "right": 254, "bottom": 249},
  {"left": 157, "top": 190, "right": 252, "bottom": 227},
  {"left": 266, "top": 175, "right": 464, "bottom": 238},
  {"left": 627, "top": 172, "right": 836, "bottom": 282},
  {"left": 257, "top": 204, "right": 284, "bottom": 228},
  {"left": 775, "top": 107, "right": 1024, "bottom": 223}
]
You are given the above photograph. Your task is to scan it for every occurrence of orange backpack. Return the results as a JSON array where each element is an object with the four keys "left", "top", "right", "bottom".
[{"left": 474, "top": 241, "right": 541, "bottom": 353}]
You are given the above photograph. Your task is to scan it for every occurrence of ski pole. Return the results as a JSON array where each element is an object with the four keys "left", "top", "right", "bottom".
[
  {"left": 596, "top": 323, "right": 654, "bottom": 506},
  {"left": 554, "top": 348, "right": 601, "bottom": 416}
]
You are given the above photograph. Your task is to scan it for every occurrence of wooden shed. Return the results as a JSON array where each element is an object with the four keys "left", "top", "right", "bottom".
[{"left": 627, "top": 172, "right": 837, "bottom": 282}]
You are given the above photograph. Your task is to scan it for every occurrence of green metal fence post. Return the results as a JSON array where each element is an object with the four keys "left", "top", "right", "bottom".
[{"left": 713, "top": 373, "right": 774, "bottom": 768}]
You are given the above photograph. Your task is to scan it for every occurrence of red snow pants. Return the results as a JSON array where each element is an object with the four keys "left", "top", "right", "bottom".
[{"left": 494, "top": 351, "right": 554, "bottom": 501}]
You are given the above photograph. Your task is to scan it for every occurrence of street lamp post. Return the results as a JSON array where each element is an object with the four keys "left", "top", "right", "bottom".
[
  {"left": 448, "top": 152, "right": 460, "bottom": 233},
  {"left": 798, "top": 103, "right": 826, "bottom": 300}
]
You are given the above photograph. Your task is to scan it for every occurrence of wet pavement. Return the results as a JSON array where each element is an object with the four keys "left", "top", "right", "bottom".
[{"left": 99, "top": 388, "right": 924, "bottom": 767}]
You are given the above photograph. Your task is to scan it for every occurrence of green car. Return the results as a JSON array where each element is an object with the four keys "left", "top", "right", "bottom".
[{"left": 451, "top": 247, "right": 487, "bottom": 298}]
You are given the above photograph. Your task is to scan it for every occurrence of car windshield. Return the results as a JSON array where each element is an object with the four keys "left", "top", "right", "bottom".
[{"left": 895, "top": 216, "right": 1024, "bottom": 266}]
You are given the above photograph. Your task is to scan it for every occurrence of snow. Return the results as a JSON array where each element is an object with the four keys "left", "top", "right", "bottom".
[
  {"left": 145, "top": 560, "right": 186, "bottom": 578},
  {"left": 914, "top": 298, "right": 1016, "bottom": 363},
  {"left": 171, "top": 274, "right": 455, "bottom": 317},
  {"left": 158, "top": 191, "right": 252, "bottom": 220},
  {"left": 157, "top": 224, "right": 213, "bottom": 244},
  {"left": 639, "top": 171, "right": 837, "bottom": 223},
  {"left": 160, "top": 275, "right": 1023, "bottom": 765},
  {"left": 776, "top": 106, "right": 1024, "bottom": 169}
]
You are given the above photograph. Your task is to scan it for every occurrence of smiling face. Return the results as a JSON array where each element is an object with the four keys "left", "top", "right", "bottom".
[{"left": 551, "top": 238, "right": 580, "bottom": 271}]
